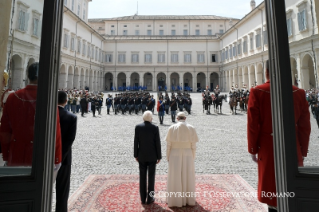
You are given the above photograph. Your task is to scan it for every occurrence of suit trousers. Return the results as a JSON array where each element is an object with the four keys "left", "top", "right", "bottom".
[
  {"left": 56, "top": 165, "right": 71, "bottom": 212},
  {"left": 139, "top": 161, "right": 156, "bottom": 203}
]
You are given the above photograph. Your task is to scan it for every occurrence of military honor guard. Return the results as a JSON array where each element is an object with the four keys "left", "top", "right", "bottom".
[
  {"left": 170, "top": 96, "right": 177, "bottom": 122},
  {"left": 157, "top": 97, "right": 165, "bottom": 124}
]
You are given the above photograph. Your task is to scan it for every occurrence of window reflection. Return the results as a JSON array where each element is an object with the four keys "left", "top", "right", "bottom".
[
  {"left": 285, "top": 0, "right": 319, "bottom": 167},
  {"left": 0, "top": 0, "right": 44, "bottom": 176}
]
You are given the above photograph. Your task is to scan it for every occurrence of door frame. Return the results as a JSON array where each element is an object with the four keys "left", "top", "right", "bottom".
[
  {"left": 0, "top": 0, "right": 64, "bottom": 211},
  {"left": 265, "top": 0, "right": 319, "bottom": 211}
]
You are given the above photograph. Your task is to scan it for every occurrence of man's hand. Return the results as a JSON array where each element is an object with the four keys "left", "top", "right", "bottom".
[
  {"left": 135, "top": 158, "right": 138, "bottom": 162},
  {"left": 156, "top": 159, "right": 161, "bottom": 164},
  {"left": 251, "top": 154, "right": 258, "bottom": 163}
]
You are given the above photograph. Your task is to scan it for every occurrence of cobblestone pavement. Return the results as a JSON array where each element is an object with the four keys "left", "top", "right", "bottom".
[{"left": 52, "top": 92, "right": 318, "bottom": 209}]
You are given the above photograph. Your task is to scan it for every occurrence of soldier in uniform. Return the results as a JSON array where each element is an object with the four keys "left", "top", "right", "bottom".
[
  {"left": 114, "top": 94, "right": 120, "bottom": 115},
  {"left": 80, "top": 95, "right": 87, "bottom": 117},
  {"left": 187, "top": 94, "right": 192, "bottom": 114},
  {"left": 141, "top": 94, "right": 147, "bottom": 113},
  {"left": 164, "top": 94, "right": 170, "bottom": 115},
  {"left": 213, "top": 85, "right": 220, "bottom": 100},
  {"left": 128, "top": 94, "right": 134, "bottom": 115},
  {"left": 170, "top": 96, "right": 177, "bottom": 122},
  {"left": 147, "top": 96, "right": 153, "bottom": 112},
  {"left": 106, "top": 94, "right": 113, "bottom": 115},
  {"left": 151, "top": 95, "right": 155, "bottom": 114},
  {"left": 157, "top": 96, "right": 165, "bottom": 124},
  {"left": 120, "top": 94, "right": 127, "bottom": 114},
  {"left": 91, "top": 96, "right": 97, "bottom": 117}
]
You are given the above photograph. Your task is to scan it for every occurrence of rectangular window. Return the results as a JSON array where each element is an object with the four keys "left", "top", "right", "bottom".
[
  {"left": 92, "top": 47, "right": 94, "bottom": 59},
  {"left": 63, "top": 34, "right": 69, "bottom": 48},
  {"left": 255, "top": 33, "right": 261, "bottom": 48},
  {"left": 263, "top": 30, "right": 268, "bottom": 45},
  {"left": 158, "top": 54, "right": 165, "bottom": 63},
  {"left": 145, "top": 54, "right": 152, "bottom": 63},
  {"left": 171, "top": 30, "right": 176, "bottom": 35},
  {"left": 287, "top": 18, "right": 293, "bottom": 36},
  {"left": 298, "top": 10, "right": 307, "bottom": 31},
  {"left": 233, "top": 45, "right": 236, "bottom": 57},
  {"left": 72, "top": 0, "right": 75, "bottom": 11},
  {"left": 131, "top": 54, "right": 139, "bottom": 63},
  {"left": 18, "top": 10, "right": 28, "bottom": 31},
  {"left": 123, "top": 30, "right": 128, "bottom": 35},
  {"left": 82, "top": 43, "right": 86, "bottom": 55},
  {"left": 77, "top": 5, "right": 80, "bottom": 16},
  {"left": 219, "top": 29, "right": 224, "bottom": 34},
  {"left": 183, "top": 29, "right": 188, "bottom": 35},
  {"left": 171, "top": 54, "right": 178, "bottom": 63},
  {"left": 105, "top": 54, "right": 112, "bottom": 63},
  {"left": 33, "top": 18, "right": 39, "bottom": 36},
  {"left": 95, "top": 49, "right": 98, "bottom": 60},
  {"left": 159, "top": 30, "right": 164, "bottom": 35},
  {"left": 207, "top": 29, "right": 212, "bottom": 35},
  {"left": 250, "top": 36, "right": 254, "bottom": 50},
  {"left": 111, "top": 30, "right": 115, "bottom": 35},
  {"left": 64, "top": 0, "right": 67, "bottom": 6},
  {"left": 118, "top": 54, "right": 126, "bottom": 63},
  {"left": 135, "top": 30, "right": 139, "bottom": 35},
  {"left": 230, "top": 46, "right": 233, "bottom": 58},
  {"left": 147, "top": 30, "right": 152, "bottom": 35},
  {"left": 221, "top": 51, "right": 224, "bottom": 62},
  {"left": 184, "top": 54, "right": 191, "bottom": 63},
  {"left": 87, "top": 45, "right": 90, "bottom": 57},
  {"left": 211, "top": 54, "right": 217, "bottom": 62},
  {"left": 225, "top": 49, "right": 228, "bottom": 59},
  {"left": 195, "top": 29, "right": 200, "bottom": 35},
  {"left": 124, "top": 25, "right": 127, "bottom": 27},
  {"left": 197, "top": 54, "right": 205, "bottom": 63},
  {"left": 111, "top": 25, "right": 115, "bottom": 27},
  {"left": 83, "top": 10, "right": 86, "bottom": 20},
  {"left": 237, "top": 43, "right": 241, "bottom": 55},
  {"left": 77, "top": 40, "right": 81, "bottom": 54},
  {"left": 71, "top": 37, "right": 75, "bottom": 51}
]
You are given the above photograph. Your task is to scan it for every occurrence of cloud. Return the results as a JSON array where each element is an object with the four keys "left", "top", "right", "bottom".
[{"left": 88, "top": 0, "right": 264, "bottom": 19}]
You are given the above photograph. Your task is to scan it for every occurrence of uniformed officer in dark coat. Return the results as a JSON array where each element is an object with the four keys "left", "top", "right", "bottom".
[
  {"left": 165, "top": 94, "right": 170, "bottom": 115},
  {"left": 80, "top": 95, "right": 87, "bottom": 117},
  {"left": 170, "top": 96, "right": 177, "bottom": 122}
]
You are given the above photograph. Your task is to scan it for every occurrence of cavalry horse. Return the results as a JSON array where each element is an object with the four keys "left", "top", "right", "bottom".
[
  {"left": 213, "top": 94, "right": 227, "bottom": 114},
  {"left": 229, "top": 92, "right": 239, "bottom": 115},
  {"left": 202, "top": 94, "right": 213, "bottom": 114}
]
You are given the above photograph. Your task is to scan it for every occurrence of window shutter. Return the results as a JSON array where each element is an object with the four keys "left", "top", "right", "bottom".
[
  {"left": 17, "top": 11, "right": 22, "bottom": 30},
  {"left": 24, "top": 13, "right": 30, "bottom": 32},
  {"left": 37, "top": 20, "right": 42, "bottom": 37},
  {"left": 303, "top": 10, "right": 307, "bottom": 30},
  {"left": 298, "top": 12, "right": 302, "bottom": 31},
  {"left": 215, "top": 54, "right": 218, "bottom": 62}
]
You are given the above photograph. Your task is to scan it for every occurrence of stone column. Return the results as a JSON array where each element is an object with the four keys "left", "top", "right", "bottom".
[
  {"left": 296, "top": 54, "right": 303, "bottom": 89},
  {"left": 152, "top": 73, "right": 156, "bottom": 91},
  {"left": 167, "top": 72, "right": 171, "bottom": 91},
  {"left": 179, "top": 72, "right": 184, "bottom": 91},
  {"left": 139, "top": 72, "right": 143, "bottom": 88}
]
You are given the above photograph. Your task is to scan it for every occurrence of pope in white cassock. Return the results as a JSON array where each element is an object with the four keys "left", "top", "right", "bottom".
[{"left": 165, "top": 112, "right": 199, "bottom": 207}]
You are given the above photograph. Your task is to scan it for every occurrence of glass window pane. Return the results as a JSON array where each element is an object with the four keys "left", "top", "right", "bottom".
[
  {"left": 284, "top": 0, "right": 317, "bottom": 169},
  {"left": 0, "top": 0, "right": 48, "bottom": 177}
]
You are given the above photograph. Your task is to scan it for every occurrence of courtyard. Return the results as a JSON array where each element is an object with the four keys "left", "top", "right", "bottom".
[{"left": 53, "top": 92, "right": 318, "bottom": 211}]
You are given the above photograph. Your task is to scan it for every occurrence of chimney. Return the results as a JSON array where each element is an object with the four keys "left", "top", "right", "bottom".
[{"left": 250, "top": 0, "right": 256, "bottom": 11}]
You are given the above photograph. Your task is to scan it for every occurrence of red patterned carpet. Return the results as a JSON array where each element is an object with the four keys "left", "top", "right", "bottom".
[{"left": 68, "top": 175, "right": 267, "bottom": 212}]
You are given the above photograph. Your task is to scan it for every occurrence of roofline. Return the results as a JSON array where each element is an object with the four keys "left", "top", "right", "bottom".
[
  {"left": 219, "top": 1, "right": 265, "bottom": 39},
  {"left": 88, "top": 15, "right": 240, "bottom": 22},
  {"left": 63, "top": 6, "right": 105, "bottom": 40}
]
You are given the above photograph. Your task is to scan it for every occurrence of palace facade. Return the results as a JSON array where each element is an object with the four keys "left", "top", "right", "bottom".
[{"left": 6, "top": 0, "right": 319, "bottom": 92}]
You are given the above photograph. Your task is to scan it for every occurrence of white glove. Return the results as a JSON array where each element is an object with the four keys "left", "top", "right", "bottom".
[
  {"left": 3, "top": 161, "right": 7, "bottom": 166},
  {"left": 251, "top": 154, "right": 258, "bottom": 163}
]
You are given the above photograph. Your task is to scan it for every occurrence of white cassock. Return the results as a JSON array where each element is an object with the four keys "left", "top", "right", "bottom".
[{"left": 165, "top": 120, "right": 199, "bottom": 207}]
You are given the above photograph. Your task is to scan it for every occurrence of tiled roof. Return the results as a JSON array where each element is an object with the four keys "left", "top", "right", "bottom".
[{"left": 89, "top": 15, "right": 238, "bottom": 22}]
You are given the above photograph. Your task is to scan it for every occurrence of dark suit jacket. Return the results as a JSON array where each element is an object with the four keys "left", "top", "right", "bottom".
[
  {"left": 134, "top": 121, "right": 162, "bottom": 162},
  {"left": 58, "top": 106, "right": 77, "bottom": 165}
]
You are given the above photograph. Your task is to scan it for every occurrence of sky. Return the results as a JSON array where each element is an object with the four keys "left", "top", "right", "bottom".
[{"left": 88, "top": 0, "right": 264, "bottom": 20}]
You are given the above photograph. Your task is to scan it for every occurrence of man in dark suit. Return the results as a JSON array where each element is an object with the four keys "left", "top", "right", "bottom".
[
  {"left": 56, "top": 91, "right": 78, "bottom": 212},
  {"left": 134, "top": 111, "right": 162, "bottom": 205}
]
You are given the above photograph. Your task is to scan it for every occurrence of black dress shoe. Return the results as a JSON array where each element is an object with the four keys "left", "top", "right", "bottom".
[
  {"left": 147, "top": 198, "right": 155, "bottom": 204},
  {"left": 141, "top": 201, "right": 146, "bottom": 204}
]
